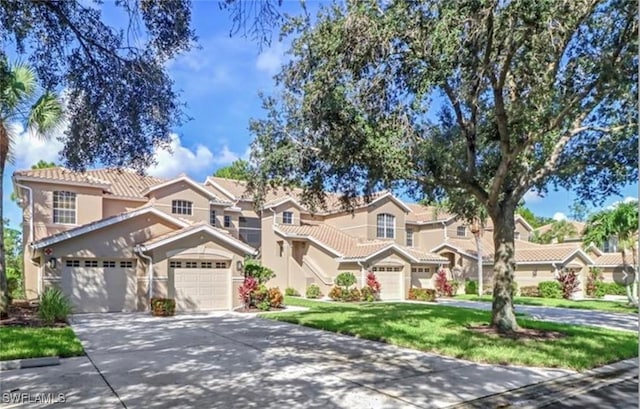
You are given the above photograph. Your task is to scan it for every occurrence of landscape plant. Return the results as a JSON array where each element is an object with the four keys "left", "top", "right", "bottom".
[
  {"left": 556, "top": 270, "right": 581, "bottom": 299},
  {"left": 434, "top": 269, "right": 453, "bottom": 297},
  {"left": 538, "top": 281, "right": 563, "bottom": 299},
  {"left": 39, "top": 288, "right": 73, "bottom": 324},
  {"left": 407, "top": 288, "right": 436, "bottom": 302},
  {"left": 464, "top": 280, "right": 478, "bottom": 295},
  {"left": 244, "top": 259, "right": 275, "bottom": 284},
  {"left": 238, "top": 276, "right": 259, "bottom": 308},
  {"left": 150, "top": 298, "right": 176, "bottom": 317},
  {"left": 586, "top": 268, "right": 603, "bottom": 298},
  {"left": 520, "top": 286, "right": 540, "bottom": 297},
  {"left": 305, "top": 284, "right": 322, "bottom": 299},
  {"left": 285, "top": 287, "right": 300, "bottom": 297}
]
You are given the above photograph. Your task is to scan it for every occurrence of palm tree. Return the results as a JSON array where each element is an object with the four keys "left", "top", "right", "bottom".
[
  {"left": 0, "top": 60, "right": 63, "bottom": 315},
  {"left": 583, "top": 201, "right": 639, "bottom": 305}
]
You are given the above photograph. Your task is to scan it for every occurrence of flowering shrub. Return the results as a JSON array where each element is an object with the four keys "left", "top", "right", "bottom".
[
  {"left": 268, "top": 287, "right": 284, "bottom": 308},
  {"left": 239, "top": 277, "right": 258, "bottom": 307},
  {"left": 366, "top": 271, "right": 381, "bottom": 294},
  {"left": 557, "top": 270, "right": 580, "bottom": 299},
  {"left": 407, "top": 288, "right": 436, "bottom": 302},
  {"left": 349, "top": 287, "right": 362, "bottom": 302},
  {"left": 586, "top": 268, "right": 603, "bottom": 298},
  {"left": 360, "top": 286, "right": 376, "bottom": 302},
  {"left": 328, "top": 286, "right": 343, "bottom": 301},
  {"left": 434, "top": 269, "right": 454, "bottom": 297}
]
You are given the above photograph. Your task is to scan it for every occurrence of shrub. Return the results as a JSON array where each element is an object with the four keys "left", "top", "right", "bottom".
[
  {"left": 285, "top": 287, "right": 300, "bottom": 297},
  {"left": 594, "top": 281, "right": 627, "bottom": 297},
  {"left": 360, "top": 286, "right": 376, "bottom": 302},
  {"left": 335, "top": 272, "right": 357, "bottom": 289},
  {"left": 244, "top": 259, "right": 275, "bottom": 284},
  {"left": 306, "top": 284, "right": 322, "bottom": 299},
  {"left": 238, "top": 276, "right": 259, "bottom": 307},
  {"left": 451, "top": 280, "right": 461, "bottom": 296},
  {"left": 257, "top": 299, "right": 271, "bottom": 311},
  {"left": 434, "top": 269, "right": 453, "bottom": 297},
  {"left": 348, "top": 287, "right": 362, "bottom": 302},
  {"left": 328, "top": 286, "right": 343, "bottom": 301},
  {"left": 586, "top": 268, "right": 603, "bottom": 297},
  {"left": 39, "top": 288, "right": 73, "bottom": 324},
  {"left": 150, "top": 298, "right": 176, "bottom": 317},
  {"left": 464, "top": 280, "right": 478, "bottom": 295},
  {"left": 7, "top": 268, "right": 24, "bottom": 301},
  {"left": 511, "top": 281, "right": 519, "bottom": 297},
  {"left": 407, "top": 288, "right": 436, "bottom": 302},
  {"left": 538, "top": 281, "right": 562, "bottom": 299},
  {"left": 520, "top": 285, "right": 540, "bottom": 297},
  {"left": 268, "top": 287, "right": 283, "bottom": 308},
  {"left": 557, "top": 270, "right": 580, "bottom": 299},
  {"left": 365, "top": 271, "right": 381, "bottom": 295}
]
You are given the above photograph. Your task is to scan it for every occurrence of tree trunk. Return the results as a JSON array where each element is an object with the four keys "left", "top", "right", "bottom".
[
  {"left": 0, "top": 127, "right": 8, "bottom": 317},
  {"left": 489, "top": 204, "right": 519, "bottom": 332}
]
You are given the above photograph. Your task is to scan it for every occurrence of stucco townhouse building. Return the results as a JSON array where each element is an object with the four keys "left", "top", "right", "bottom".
[{"left": 12, "top": 167, "right": 626, "bottom": 313}]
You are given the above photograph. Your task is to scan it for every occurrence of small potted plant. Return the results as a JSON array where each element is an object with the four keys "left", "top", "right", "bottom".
[{"left": 150, "top": 298, "right": 176, "bottom": 317}]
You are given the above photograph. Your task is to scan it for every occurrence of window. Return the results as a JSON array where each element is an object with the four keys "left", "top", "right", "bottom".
[
  {"left": 65, "top": 259, "right": 80, "bottom": 267},
  {"left": 120, "top": 261, "right": 134, "bottom": 268},
  {"left": 239, "top": 217, "right": 261, "bottom": 248},
  {"left": 411, "top": 267, "right": 431, "bottom": 273},
  {"left": 53, "top": 191, "right": 76, "bottom": 224},
  {"left": 171, "top": 200, "right": 193, "bottom": 215},
  {"left": 224, "top": 215, "right": 232, "bottom": 228},
  {"left": 282, "top": 211, "right": 293, "bottom": 224},
  {"left": 456, "top": 226, "right": 467, "bottom": 237},
  {"left": 84, "top": 260, "right": 98, "bottom": 267},
  {"left": 102, "top": 261, "right": 116, "bottom": 268},
  {"left": 185, "top": 261, "right": 198, "bottom": 268},
  {"left": 376, "top": 214, "right": 395, "bottom": 238},
  {"left": 215, "top": 261, "right": 228, "bottom": 269},
  {"left": 210, "top": 210, "right": 216, "bottom": 226},
  {"left": 372, "top": 266, "right": 402, "bottom": 272},
  {"left": 406, "top": 228, "right": 413, "bottom": 247},
  {"left": 201, "top": 262, "right": 212, "bottom": 268},
  {"left": 169, "top": 261, "right": 182, "bottom": 268}
]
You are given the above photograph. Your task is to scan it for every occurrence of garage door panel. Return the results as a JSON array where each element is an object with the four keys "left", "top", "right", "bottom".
[
  {"left": 375, "top": 271, "right": 402, "bottom": 300},
  {"left": 62, "top": 265, "right": 136, "bottom": 313},
  {"left": 173, "top": 266, "right": 230, "bottom": 311}
]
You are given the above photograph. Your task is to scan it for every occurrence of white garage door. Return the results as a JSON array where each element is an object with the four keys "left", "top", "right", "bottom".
[
  {"left": 171, "top": 260, "right": 230, "bottom": 311},
  {"left": 373, "top": 267, "right": 403, "bottom": 300},
  {"left": 62, "top": 259, "right": 137, "bottom": 313}
]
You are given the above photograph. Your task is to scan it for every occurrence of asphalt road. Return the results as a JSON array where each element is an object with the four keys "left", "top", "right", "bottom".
[{"left": 543, "top": 376, "right": 639, "bottom": 408}]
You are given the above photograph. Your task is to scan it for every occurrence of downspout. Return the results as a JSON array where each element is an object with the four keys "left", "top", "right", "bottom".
[
  {"left": 135, "top": 245, "right": 154, "bottom": 301},
  {"left": 442, "top": 221, "right": 448, "bottom": 240}
]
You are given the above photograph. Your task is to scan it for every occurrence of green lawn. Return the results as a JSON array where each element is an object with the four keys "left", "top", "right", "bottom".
[
  {"left": 266, "top": 297, "right": 638, "bottom": 371},
  {"left": 454, "top": 295, "right": 638, "bottom": 314},
  {"left": 0, "top": 327, "right": 85, "bottom": 361}
]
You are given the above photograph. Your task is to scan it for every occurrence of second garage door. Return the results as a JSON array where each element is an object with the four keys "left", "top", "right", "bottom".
[
  {"left": 171, "top": 260, "right": 230, "bottom": 311},
  {"left": 372, "top": 267, "right": 403, "bottom": 300}
]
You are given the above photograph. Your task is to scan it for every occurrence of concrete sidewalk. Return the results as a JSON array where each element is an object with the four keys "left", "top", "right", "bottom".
[{"left": 2, "top": 312, "right": 574, "bottom": 408}]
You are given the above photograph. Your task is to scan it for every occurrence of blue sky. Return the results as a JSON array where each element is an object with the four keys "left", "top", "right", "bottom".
[{"left": 5, "top": 1, "right": 637, "bottom": 229}]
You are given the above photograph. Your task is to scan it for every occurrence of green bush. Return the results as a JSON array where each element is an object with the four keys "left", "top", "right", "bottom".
[
  {"left": 520, "top": 285, "right": 540, "bottom": 297},
  {"left": 538, "top": 281, "right": 562, "bottom": 299},
  {"left": 328, "top": 286, "right": 343, "bottom": 301},
  {"left": 511, "top": 281, "right": 519, "bottom": 297},
  {"left": 39, "top": 288, "right": 73, "bottom": 324},
  {"left": 257, "top": 299, "right": 272, "bottom": 311},
  {"left": 150, "top": 297, "right": 176, "bottom": 316},
  {"left": 244, "top": 259, "right": 275, "bottom": 284},
  {"left": 594, "top": 282, "right": 627, "bottom": 297},
  {"left": 7, "top": 268, "right": 25, "bottom": 300},
  {"left": 335, "top": 272, "right": 357, "bottom": 289},
  {"left": 306, "top": 284, "right": 322, "bottom": 299},
  {"left": 360, "top": 286, "right": 376, "bottom": 302},
  {"left": 285, "top": 287, "right": 300, "bottom": 296},
  {"left": 464, "top": 280, "right": 478, "bottom": 295},
  {"left": 450, "top": 280, "right": 461, "bottom": 296},
  {"left": 348, "top": 287, "right": 362, "bottom": 302},
  {"left": 407, "top": 288, "right": 436, "bottom": 302}
]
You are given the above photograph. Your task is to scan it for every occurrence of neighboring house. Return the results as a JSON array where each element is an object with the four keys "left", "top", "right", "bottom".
[
  {"left": 533, "top": 220, "right": 586, "bottom": 243},
  {"left": 13, "top": 167, "right": 627, "bottom": 313}
]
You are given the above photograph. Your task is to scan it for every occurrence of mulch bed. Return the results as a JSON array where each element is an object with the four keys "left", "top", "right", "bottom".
[
  {"left": 0, "top": 300, "right": 67, "bottom": 328},
  {"left": 467, "top": 324, "right": 566, "bottom": 341},
  {"left": 236, "top": 306, "right": 286, "bottom": 313}
]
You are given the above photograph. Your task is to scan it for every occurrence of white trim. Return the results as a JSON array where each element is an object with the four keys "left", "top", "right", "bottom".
[
  {"left": 369, "top": 192, "right": 413, "bottom": 213},
  {"left": 103, "top": 195, "right": 148, "bottom": 202},
  {"left": 340, "top": 243, "right": 448, "bottom": 264},
  {"left": 263, "top": 196, "right": 309, "bottom": 212},
  {"left": 32, "top": 207, "right": 189, "bottom": 250},
  {"left": 142, "top": 175, "right": 223, "bottom": 200},
  {"left": 560, "top": 248, "right": 595, "bottom": 265},
  {"left": 204, "top": 177, "right": 238, "bottom": 200},
  {"left": 514, "top": 215, "right": 535, "bottom": 232},
  {"left": 142, "top": 224, "right": 257, "bottom": 255},
  {"left": 429, "top": 243, "right": 477, "bottom": 259}
]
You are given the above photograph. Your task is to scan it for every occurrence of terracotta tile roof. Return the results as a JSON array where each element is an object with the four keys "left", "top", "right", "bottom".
[
  {"left": 534, "top": 221, "right": 586, "bottom": 238},
  {"left": 142, "top": 221, "right": 244, "bottom": 248},
  {"left": 593, "top": 253, "right": 625, "bottom": 266},
  {"left": 405, "top": 203, "right": 456, "bottom": 223},
  {"left": 14, "top": 167, "right": 165, "bottom": 199},
  {"left": 277, "top": 223, "right": 447, "bottom": 262}
]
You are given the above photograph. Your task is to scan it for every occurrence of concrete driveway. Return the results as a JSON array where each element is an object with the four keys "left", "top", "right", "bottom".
[
  {"left": 437, "top": 300, "right": 638, "bottom": 332},
  {"left": 1, "top": 313, "right": 572, "bottom": 408}
]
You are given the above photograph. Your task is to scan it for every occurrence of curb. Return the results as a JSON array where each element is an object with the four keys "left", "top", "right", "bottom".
[
  {"left": 447, "top": 358, "right": 638, "bottom": 409},
  {"left": 0, "top": 356, "right": 60, "bottom": 371}
]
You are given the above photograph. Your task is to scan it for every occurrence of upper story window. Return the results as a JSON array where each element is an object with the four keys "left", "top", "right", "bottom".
[
  {"left": 210, "top": 210, "right": 216, "bottom": 226},
  {"left": 456, "top": 226, "right": 467, "bottom": 237},
  {"left": 224, "top": 215, "right": 232, "bottom": 228},
  {"left": 282, "top": 211, "right": 293, "bottom": 224},
  {"left": 376, "top": 213, "right": 395, "bottom": 239},
  {"left": 406, "top": 228, "right": 413, "bottom": 247},
  {"left": 171, "top": 200, "right": 193, "bottom": 215},
  {"left": 53, "top": 191, "right": 76, "bottom": 224}
]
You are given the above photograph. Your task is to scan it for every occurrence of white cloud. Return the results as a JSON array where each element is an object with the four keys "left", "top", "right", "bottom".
[
  {"left": 10, "top": 123, "right": 65, "bottom": 169},
  {"left": 256, "top": 42, "right": 286, "bottom": 76},
  {"left": 552, "top": 212, "right": 567, "bottom": 221},
  {"left": 147, "top": 134, "right": 246, "bottom": 178},
  {"left": 607, "top": 196, "right": 638, "bottom": 209},
  {"left": 523, "top": 189, "right": 543, "bottom": 204}
]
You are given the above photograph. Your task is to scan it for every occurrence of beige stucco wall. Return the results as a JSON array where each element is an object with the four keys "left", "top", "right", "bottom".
[
  {"left": 323, "top": 209, "right": 368, "bottom": 238},
  {"left": 261, "top": 212, "right": 290, "bottom": 290},
  {"left": 103, "top": 198, "right": 145, "bottom": 218},
  {"left": 149, "top": 182, "right": 211, "bottom": 224},
  {"left": 366, "top": 199, "right": 408, "bottom": 245}
]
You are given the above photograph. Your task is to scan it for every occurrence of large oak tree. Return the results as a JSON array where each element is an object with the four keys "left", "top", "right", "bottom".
[{"left": 249, "top": 0, "right": 637, "bottom": 332}]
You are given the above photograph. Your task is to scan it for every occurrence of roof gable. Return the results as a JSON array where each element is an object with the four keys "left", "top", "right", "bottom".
[
  {"left": 142, "top": 175, "right": 227, "bottom": 202},
  {"left": 142, "top": 223, "right": 256, "bottom": 255}
]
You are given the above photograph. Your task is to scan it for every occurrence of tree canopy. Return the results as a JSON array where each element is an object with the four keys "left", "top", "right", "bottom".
[
  {"left": 531, "top": 220, "right": 579, "bottom": 244},
  {"left": 515, "top": 205, "right": 552, "bottom": 229},
  {"left": 213, "top": 159, "right": 251, "bottom": 181},
  {"left": 249, "top": 0, "right": 637, "bottom": 332}
]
